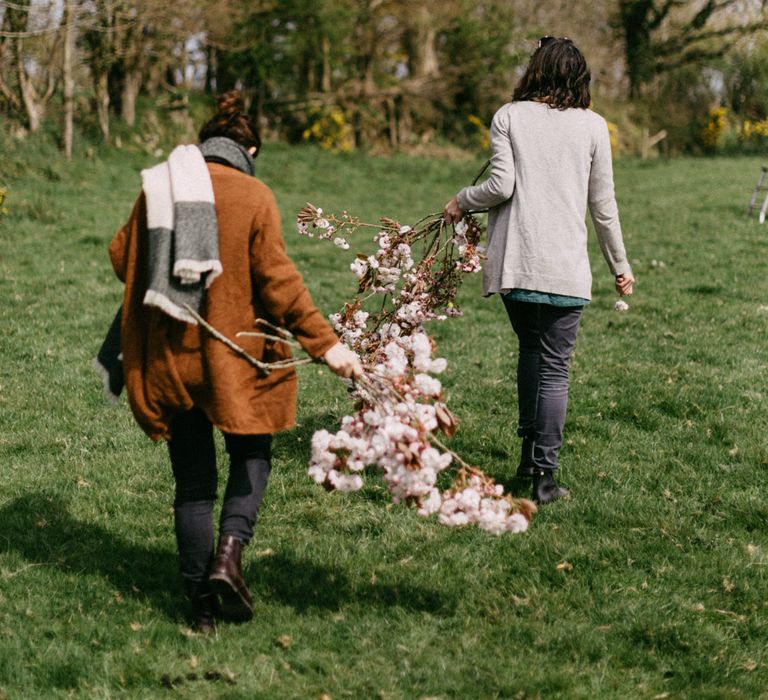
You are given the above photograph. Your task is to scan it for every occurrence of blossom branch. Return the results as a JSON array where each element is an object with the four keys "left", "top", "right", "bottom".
[{"left": 298, "top": 202, "right": 532, "bottom": 535}]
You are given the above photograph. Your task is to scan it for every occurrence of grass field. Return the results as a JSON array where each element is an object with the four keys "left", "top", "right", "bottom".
[{"left": 1, "top": 132, "right": 767, "bottom": 699}]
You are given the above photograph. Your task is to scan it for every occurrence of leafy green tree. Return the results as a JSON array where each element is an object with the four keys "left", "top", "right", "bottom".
[
  {"left": 440, "top": 0, "right": 521, "bottom": 140},
  {"left": 724, "top": 40, "right": 768, "bottom": 120}
]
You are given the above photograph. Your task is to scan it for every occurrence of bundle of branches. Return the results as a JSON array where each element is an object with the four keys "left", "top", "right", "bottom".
[{"left": 296, "top": 203, "right": 536, "bottom": 535}]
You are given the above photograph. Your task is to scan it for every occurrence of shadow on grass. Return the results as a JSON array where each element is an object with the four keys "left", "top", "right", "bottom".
[
  {"left": 0, "top": 492, "right": 452, "bottom": 619},
  {"left": 274, "top": 412, "right": 342, "bottom": 463},
  {"left": 0, "top": 492, "right": 181, "bottom": 618},
  {"left": 249, "top": 552, "right": 453, "bottom": 615},
  {"left": 484, "top": 472, "right": 532, "bottom": 501}
]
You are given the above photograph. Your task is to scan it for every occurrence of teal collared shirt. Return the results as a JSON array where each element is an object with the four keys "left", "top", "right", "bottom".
[{"left": 503, "top": 288, "right": 589, "bottom": 307}]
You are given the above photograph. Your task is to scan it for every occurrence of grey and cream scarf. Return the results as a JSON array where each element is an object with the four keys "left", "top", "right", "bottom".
[
  {"left": 141, "top": 137, "right": 254, "bottom": 323},
  {"left": 141, "top": 144, "right": 221, "bottom": 323}
]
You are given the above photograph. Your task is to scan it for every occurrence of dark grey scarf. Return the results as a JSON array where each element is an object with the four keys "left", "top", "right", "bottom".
[{"left": 200, "top": 137, "right": 255, "bottom": 176}]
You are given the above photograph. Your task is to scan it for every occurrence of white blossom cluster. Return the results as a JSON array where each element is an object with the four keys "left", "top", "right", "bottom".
[
  {"left": 346, "top": 227, "right": 416, "bottom": 296},
  {"left": 307, "top": 329, "right": 454, "bottom": 507},
  {"left": 439, "top": 474, "right": 530, "bottom": 535},
  {"left": 452, "top": 220, "right": 485, "bottom": 274},
  {"left": 306, "top": 321, "right": 535, "bottom": 536},
  {"left": 296, "top": 205, "right": 351, "bottom": 249},
  {"left": 328, "top": 307, "right": 370, "bottom": 350},
  {"left": 299, "top": 204, "right": 535, "bottom": 535},
  {"left": 614, "top": 299, "right": 629, "bottom": 312},
  {"left": 307, "top": 405, "right": 454, "bottom": 505},
  {"left": 297, "top": 207, "right": 334, "bottom": 239},
  {"left": 307, "top": 378, "right": 533, "bottom": 535}
]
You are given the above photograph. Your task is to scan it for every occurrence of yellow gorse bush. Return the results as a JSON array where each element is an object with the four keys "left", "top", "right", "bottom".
[
  {"left": 607, "top": 121, "right": 619, "bottom": 154},
  {"left": 467, "top": 114, "right": 490, "bottom": 151},
  {"left": 697, "top": 106, "right": 768, "bottom": 151},
  {"left": 302, "top": 107, "right": 355, "bottom": 153},
  {"left": 700, "top": 106, "right": 728, "bottom": 148},
  {"left": 740, "top": 118, "right": 768, "bottom": 141},
  {"left": 0, "top": 187, "right": 8, "bottom": 218}
]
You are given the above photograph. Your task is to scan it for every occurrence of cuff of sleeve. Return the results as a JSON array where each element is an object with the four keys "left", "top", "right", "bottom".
[
  {"left": 301, "top": 331, "right": 339, "bottom": 360},
  {"left": 612, "top": 261, "right": 633, "bottom": 277},
  {"left": 456, "top": 188, "right": 471, "bottom": 212}
]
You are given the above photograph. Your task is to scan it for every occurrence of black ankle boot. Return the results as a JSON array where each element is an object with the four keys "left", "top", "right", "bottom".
[
  {"left": 531, "top": 470, "right": 570, "bottom": 504},
  {"left": 185, "top": 582, "right": 217, "bottom": 635},
  {"left": 515, "top": 435, "right": 535, "bottom": 478}
]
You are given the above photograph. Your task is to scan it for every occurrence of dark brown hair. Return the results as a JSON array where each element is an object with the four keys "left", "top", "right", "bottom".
[
  {"left": 512, "top": 38, "right": 591, "bottom": 109},
  {"left": 198, "top": 90, "right": 262, "bottom": 154}
]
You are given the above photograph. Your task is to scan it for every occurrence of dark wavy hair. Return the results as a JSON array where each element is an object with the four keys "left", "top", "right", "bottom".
[
  {"left": 512, "top": 38, "right": 591, "bottom": 110},
  {"left": 198, "top": 90, "right": 262, "bottom": 154}
]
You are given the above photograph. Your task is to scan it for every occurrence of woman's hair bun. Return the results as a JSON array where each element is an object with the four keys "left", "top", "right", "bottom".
[
  {"left": 199, "top": 89, "right": 261, "bottom": 152},
  {"left": 217, "top": 90, "right": 246, "bottom": 118}
]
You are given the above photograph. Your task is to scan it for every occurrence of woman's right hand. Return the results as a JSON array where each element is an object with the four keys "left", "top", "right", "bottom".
[
  {"left": 615, "top": 273, "right": 635, "bottom": 296},
  {"left": 443, "top": 196, "right": 463, "bottom": 224},
  {"left": 323, "top": 342, "right": 363, "bottom": 379}
]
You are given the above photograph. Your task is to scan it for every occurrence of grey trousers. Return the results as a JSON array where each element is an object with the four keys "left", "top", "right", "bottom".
[
  {"left": 167, "top": 408, "right": 272, "bottom": 589},
  {"left": 502, "top": 298, "right": 583, "bottom": 473}
]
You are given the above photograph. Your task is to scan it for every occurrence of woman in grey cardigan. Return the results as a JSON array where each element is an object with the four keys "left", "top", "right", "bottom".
[{"left": 443, "top": 37, "right": 634, "bottom": 504}]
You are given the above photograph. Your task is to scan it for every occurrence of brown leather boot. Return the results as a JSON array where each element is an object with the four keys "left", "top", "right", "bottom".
[{"left": 208, "top": 535, "right": 253, "bottom": 622}]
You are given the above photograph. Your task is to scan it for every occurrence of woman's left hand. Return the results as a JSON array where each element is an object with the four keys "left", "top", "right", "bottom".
[
  {"left": 443, "top": 196, "right": 463, "bottom": 224},
  {"left": 615, "top": 273, "right": 635, "bottom": 296}
]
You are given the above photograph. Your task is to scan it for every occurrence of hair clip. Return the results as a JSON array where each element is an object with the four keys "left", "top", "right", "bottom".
[{"left": 538, "top": 36, "right": 572, "bottom": 48}]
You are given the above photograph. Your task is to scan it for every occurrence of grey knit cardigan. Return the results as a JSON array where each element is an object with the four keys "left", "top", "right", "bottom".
[{"left": 457, "top": 101, "right": 632, "bottom": 299}]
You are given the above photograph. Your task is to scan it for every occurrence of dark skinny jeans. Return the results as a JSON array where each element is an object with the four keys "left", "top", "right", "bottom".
[
  {"left": 502, "top": 298, "right": 582, "bottom": 473},
  {"left": 167, "top": 408, "right": 272, "bottom": 589}
]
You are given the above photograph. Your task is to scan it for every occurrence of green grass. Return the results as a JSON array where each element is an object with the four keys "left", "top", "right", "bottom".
[{"left": 1, "top": 129, "right": 767, "bottom": 699}]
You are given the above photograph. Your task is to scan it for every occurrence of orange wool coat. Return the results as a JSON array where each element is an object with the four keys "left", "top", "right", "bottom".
[{"left": 109, "top": 163, "right": 339, "bottom": 441}]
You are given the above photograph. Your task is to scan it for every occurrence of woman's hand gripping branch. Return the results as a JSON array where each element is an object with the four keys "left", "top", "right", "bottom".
[
  {"left": 323, "top": 342, "right": 363, "bottom": 379},
  {"left": 442, "top": 196, "right": 463, "bottom": 224}
]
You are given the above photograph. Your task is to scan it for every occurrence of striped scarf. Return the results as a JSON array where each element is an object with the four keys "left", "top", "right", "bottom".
[{"left": 141, "top": 144, "right": 221, "bottom": 324}]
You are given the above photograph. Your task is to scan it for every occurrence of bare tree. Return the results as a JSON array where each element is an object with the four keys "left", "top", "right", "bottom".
[
  {"left": 1, "top": 0, "right": 60, "bottom": 132},
  {"left": 81, "top": 0, "right": 119, "bottom": 140},
  {"left": 617, "top": 0, "right": 768, "bottom": 98},
  {"left": 62, "top": 0, "right": 77, "bottom": 158}
]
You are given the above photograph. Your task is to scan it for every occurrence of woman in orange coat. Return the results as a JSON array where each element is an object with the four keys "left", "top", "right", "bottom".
[{"left": 109, "top": 92, "right": 361, "bottom": 633}]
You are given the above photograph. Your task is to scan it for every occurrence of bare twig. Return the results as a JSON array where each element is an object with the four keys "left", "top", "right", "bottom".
[
  {"left": 2, "top": 562, "right": 56, "bottom": 579},
  {"left": 235, "top": 330, "right": 301, "bottom": 348},
  {"left": 182, "top": 304, "right": 312, "bottom": 376},
  {"left": 472, "top": 160, "right": 491, "bottom": 186},
  {"left": 254, "top": 318, "right": 296, "bottom": 339},
  {"left": 0, "top": 26, "right": 61, "bottom": 38},
  {"left": 268, "top": 358, "right": 314, "bottom": 368}
]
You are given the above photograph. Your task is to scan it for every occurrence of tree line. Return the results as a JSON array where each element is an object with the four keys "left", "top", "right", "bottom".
[{"left": 1, "top": 0, "right": 767, "bottom": 158}]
